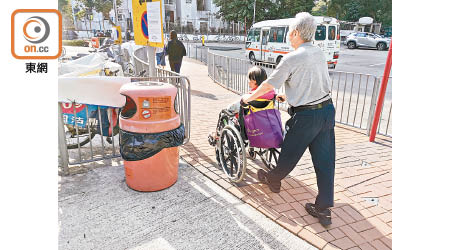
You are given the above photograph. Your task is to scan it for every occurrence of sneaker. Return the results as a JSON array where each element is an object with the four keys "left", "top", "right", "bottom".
[
  {"left": 305, "top": 203, "right": 332, "bottom": 227},
  {"left": 257, "top": 169, "right": 281, "bottom": 193}
]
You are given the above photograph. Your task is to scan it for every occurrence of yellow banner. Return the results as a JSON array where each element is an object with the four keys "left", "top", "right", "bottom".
[
  {"left": 113, "top": 26, "right": 122, "bottom": 44},
  {"left": 131, "top": 0, "right": 164, "bottom": 47}
]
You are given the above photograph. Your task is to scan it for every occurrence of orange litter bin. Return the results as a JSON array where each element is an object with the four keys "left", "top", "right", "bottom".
[
  {"left": 119, "top": 80, "right": 184, "bottom": 192},
  {"left": 91, "top": 37, "right": 100, "bottom": 48}
]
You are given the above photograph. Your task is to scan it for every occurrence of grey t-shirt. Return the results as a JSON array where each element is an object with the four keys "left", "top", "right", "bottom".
[{"left": 265, "top": 42, "right": 332, "bottom": 107}]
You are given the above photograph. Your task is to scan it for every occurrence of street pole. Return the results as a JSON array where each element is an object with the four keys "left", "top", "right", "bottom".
[
  {"left": 253, "top": 0, "right": 256, "bottom": 25},
  {"left": 113, "top": 0, "right": 123, "bottom": 70},
  {"left": 147, "top": 45, "right": 156, "bottom": 76},
  {"left": 369, "top": 40, "right": 392, "bottom": 142},
  {"left": 124, "top": 0, "right": 129, "bottom": 42}
]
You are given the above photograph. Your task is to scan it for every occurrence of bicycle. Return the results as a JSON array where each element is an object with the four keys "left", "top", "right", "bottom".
[
  {"left": 216, "top": 34, "right": 227, "bottom": 42},
  {"left": 62, "top": 103, "right": 120, "bottom": 149},
  {"left": 192, "top": 34, "right": 201, "bottom": 42},
  {"left": 178, "top": 34, "right": 189, "bottom": 41}
]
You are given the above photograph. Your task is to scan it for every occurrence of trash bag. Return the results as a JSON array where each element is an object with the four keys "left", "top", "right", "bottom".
[{"left": 119, "top": 124, "right": 185, "bottom": 161}]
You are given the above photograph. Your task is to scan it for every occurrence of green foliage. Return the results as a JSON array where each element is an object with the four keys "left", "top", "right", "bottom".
[
  {"left": 213, "top": 0, "right": 314, "bottom": 28},
  {"left": 312, "top": 0, "right": 328, "bottom": 16},
  {"left": 59, "top": 0, "right": 74, "bottom": 28},
  {"left": 327, "top": 0, "right": 391, "bottom": 25},
  {"left": 75, "top": 0, "right": 123, "bottom": 26}
]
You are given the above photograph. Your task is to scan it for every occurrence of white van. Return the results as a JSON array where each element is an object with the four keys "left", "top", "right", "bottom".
[{"left": 246, "top": 16, "right": 340, "bottom": 68}]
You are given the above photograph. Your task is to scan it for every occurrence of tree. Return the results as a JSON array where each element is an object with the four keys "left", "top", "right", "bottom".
[
  {"left": 59, "top": 0, "right": 75, "bottom": 29},
  {"left": 73, "top": 0, "right": 123, "bottom": 32},
  {"left": 327, "top": 0, "right": 391, "bottom": 25},
  {"left": 213, "top": 0, "right": 274, "bottom": 29},
  {"left": 92, "top": 0, "right": 123, "bottom": 27},
  {"left": 277, "top": 0, "right": 315, "bottom": 18},
  {"left": 342, "top": 1, "right": 362, "bottom": 22},
  {"left": 213, "top": 0, "right": 314, "bottom": 29},
  {"left": 78, "top": 0, "right": 96, "bottom": 31},
  {"left": 312, "top": 0, "right": 328, "bottom": 16}
]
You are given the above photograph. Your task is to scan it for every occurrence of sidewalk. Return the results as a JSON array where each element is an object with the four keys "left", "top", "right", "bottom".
[
  {"left": 179, "top": 58, "right": 392, "bottom": 250},
  {"left": 59, "top": 159, "right": 315, "bottom": 250}
]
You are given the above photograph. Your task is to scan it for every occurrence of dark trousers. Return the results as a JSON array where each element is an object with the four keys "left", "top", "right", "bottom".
[
  {"left": 267, "top": 103, "right": 336, "bottom": 210},
  {"left": 169, "top": 60, "right": 182, "bottom": 73}
]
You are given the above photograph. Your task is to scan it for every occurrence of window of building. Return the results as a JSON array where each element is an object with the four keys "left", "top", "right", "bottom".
[
  {"left": 197, "top": 0, "right": 205, "bottom": 11},
  {"left": 315, "top": 25, "right": 326, "bottom": 40},
  {"left": 328, "top": 26, "right": 336, "bottom": 40}
]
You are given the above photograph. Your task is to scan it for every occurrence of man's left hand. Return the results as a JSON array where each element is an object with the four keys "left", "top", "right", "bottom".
[{"left": 241, "top": 94, "right": 251, "bottom": 104}]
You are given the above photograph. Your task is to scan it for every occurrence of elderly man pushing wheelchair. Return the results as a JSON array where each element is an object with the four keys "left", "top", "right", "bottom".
[{"left": 242, "top": 12, "right": 336, "bottom": 227}]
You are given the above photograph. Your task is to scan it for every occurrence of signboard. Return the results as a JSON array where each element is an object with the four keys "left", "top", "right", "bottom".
[
  {"left": 61, "top": 103, "right": 99, "bottom": 127},
  {"left": 131, "top": 0, "right": 164, "bottom": 48},
  {"left": 138, "top": 96, "right": 172, "bottom": 120},
  {"left": 113, "top": 26, "right": 122, "bottom": 44}
]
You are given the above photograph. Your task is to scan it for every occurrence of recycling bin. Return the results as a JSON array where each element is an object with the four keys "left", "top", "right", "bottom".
[{"left": 119, "top": 80, "right": 184, "bottom": 192}]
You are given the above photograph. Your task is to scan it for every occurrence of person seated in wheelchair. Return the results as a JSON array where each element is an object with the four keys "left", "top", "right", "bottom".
[{"left": 208, "top": 66, "right": 284, "bottom": 144}]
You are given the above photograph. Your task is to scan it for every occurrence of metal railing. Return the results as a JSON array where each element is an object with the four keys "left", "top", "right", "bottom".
[
  {"left": 207, "top": 50, "right": 392, "bottom": 137},
  {"left": 58, "top": 73, "right": 191, "bottom": 175},
  {"left": 133, "top": 47, "right": 192, "bottom": 143},
  {"left": 58, "top": 103, "right": 122, "bottom": 175},
  {"left": 186, "top": 43, "right": 208, "bottom": 64}
]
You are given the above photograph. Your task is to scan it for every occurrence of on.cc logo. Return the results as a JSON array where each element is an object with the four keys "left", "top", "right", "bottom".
[
  {"left": 11, "top": 9, "right": 62, "bottom": 59},
  {"left": 23, "top": 16, "right": 50, "bottom": 44}
]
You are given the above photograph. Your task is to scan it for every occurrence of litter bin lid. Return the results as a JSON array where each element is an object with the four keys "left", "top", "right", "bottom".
[
  {"left": 134, "top": 81, "right": 164, "bottom": 87},
  {"left": 120, "top": 81, "right": 176, "bottom": 94}
]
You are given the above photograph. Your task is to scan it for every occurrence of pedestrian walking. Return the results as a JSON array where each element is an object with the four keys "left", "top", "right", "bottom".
[
  {"left": 165, "top": 30, "right": 186, "bottom": 73},
  {"left": 242, "top": 12, "right": 336, "bottom": 227},
  {"left": 126, "top": 30, "right": 131, "bottom": 41}
]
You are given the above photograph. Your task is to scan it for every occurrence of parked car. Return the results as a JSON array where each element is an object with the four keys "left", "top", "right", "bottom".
[{"left": 344, "top": 32, "right": 391, "bottom": 50}]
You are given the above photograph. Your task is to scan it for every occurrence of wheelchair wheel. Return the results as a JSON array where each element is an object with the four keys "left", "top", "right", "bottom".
[
  {"left": 261, "top": 148, "right": 280, "bottom": 170},
  {"left": 218, "top": 125, "right": 247, "bottom": 183}
]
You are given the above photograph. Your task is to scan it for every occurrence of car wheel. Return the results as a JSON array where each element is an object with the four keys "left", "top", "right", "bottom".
[
  {"left": 347, "top": 41, "right": 356, "bottom": 49},
  {"left": 249, "top": 52, "right": 256, "bottom": 62},
  {"left": 377, "top": 43, "right": 387, "bottom": 51}
]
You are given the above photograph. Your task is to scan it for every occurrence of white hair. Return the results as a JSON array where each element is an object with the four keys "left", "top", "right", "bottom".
[{"left": 289, "top": 12, "right": 317, "bottom": 42}]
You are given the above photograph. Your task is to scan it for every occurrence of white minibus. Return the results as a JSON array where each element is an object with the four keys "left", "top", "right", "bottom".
[{"left": 246, "top": 16, "right": 340, "bottom": 68}]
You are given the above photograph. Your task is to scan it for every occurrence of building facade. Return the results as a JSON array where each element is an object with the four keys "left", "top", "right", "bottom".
[{"left": 70, "top": 0, "right": 224, "bottom": 35}]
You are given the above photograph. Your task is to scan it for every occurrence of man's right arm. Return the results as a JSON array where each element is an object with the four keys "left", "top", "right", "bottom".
[{"left": 264, "top": 57, "right": 292, "bottom": 89}]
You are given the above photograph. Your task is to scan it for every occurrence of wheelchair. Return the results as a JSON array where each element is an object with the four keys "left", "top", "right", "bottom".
[{"left": 208, "top": 99, "right": 282, "bottom": 183}]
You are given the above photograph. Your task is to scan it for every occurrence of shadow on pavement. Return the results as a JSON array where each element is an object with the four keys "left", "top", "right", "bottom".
[{"left": 179, "top": 138, "right": 392, "bottom": 249}]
